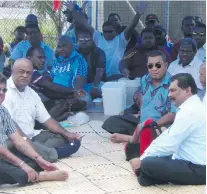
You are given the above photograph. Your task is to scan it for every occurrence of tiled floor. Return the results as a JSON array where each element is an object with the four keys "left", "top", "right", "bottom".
[{"left": 0, "top": 113, "right": 205, "bottom": 194}]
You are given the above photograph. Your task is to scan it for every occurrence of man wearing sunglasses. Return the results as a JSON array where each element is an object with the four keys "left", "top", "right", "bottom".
[
  {"left": 67, "top": 1, "right": 148, "bottom": 81},
  {"left": 119, "top": 28, "right": 171, "bottom": 81},
  {"left": 103, "top": 50, "right": 175, "bottom": 144},
  {"left": 192, "top": 23, "right": 206, "bottom": 61},
  {"left": 168, "top": 38, "right": 203, "bottom": 99},
  {"left": 77, "top": 30, "right": 106, "bottom": 99}
]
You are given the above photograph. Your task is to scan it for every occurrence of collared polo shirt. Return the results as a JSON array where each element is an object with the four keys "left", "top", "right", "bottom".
[
  {"left": 10, "top": 40, "right": 54, "bottom": 70},
  {"left": 51, "top": 50, "right": 88, "bottom": 88},
  {"left": 139, "top": 72, "right": 176, "bottom": 123}
]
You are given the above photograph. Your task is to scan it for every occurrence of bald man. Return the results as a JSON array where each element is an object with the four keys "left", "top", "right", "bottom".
[
  {"left": 3, "top": 58, "right": 81, "bottom": 163},
  {"left": 199, "top": 62, "right": 206, "bottom": 103},
  {"left": 52, "top": 35, "right": 88, "bottom": 90}
]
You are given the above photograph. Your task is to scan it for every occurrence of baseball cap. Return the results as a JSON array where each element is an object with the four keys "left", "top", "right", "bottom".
[
  {"left": 63, "top": 4, "right": 82, "bottom": 14},
  {"left": 145, "top": 14, "right": 159, "bottom": 23},
  {"left": 25, "top": 14, "right": 38, "bottom": 25}
]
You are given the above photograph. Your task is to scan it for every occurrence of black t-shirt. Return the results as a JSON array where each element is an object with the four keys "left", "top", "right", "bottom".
[{"left": 79, "top": 46, "right": 106, "bottom": 83}]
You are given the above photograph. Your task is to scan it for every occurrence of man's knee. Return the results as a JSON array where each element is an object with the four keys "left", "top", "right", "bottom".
[
  {"left": 140, "top": 157, "right": 155, "bottom": 174},
  {"left": 102, "top": 116, "right": 120, "bottom": 134}
]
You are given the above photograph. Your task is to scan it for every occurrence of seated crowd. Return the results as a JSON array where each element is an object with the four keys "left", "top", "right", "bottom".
[{"left": 0, "top": 1, "right": 206, "bottom": 188}]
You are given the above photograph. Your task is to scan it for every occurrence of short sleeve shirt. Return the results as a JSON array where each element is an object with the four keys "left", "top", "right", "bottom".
[
  {"left": 3, "top": 77, "right": 51, "bottom": 139},
  {"left": 78, "top": 46, "right": 106, "bottom": 83},
  {"left": 93, "top": 31, "right": 128, "bottom": 77},
  {"left": 10, "top": 40, "right": 54, "bottom": 70},
  {"left": 51, "top": 50, "right": 88, "bottom": 88},
  {"left": 139, "top": 72, "right": 176, "bottom": 123},
  {"left": 0, "top": 105, "right": 16, "bottom": 148}
]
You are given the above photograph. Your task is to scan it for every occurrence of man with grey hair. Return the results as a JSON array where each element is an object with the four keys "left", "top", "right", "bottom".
[{"left": 168, "top": 38, "right": 203, "bottom": 94}]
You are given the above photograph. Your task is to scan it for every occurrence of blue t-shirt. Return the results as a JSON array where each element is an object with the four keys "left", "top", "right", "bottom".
[
  {"left": 10, "top": 40, "right": 54, "bottom": 70},
  {"left": 139, "top": 72, "right": 176, "bottom": 123},
  {"left": 51, "top": 50, "right": 88, "bottom": 88}
]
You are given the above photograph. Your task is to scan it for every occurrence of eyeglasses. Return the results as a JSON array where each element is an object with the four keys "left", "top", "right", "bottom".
[
  {"left": 147, "top": 63, "right": 162, "bottom": 69},
  {"left": 192, "top": 32, "right": 206, "bottom": 37},
  {"left": 0, "top": 88, "right": 7, "bottom": 93},
  {"left": 103, "top": 30, "right": 114, "bottom": 34},
  {"left": 78, "top": 38, "right": 92, "bottom": 41}
]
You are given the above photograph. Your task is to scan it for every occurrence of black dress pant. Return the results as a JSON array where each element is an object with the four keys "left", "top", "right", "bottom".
[
  {"left": 102, "top": 115, "right": 139, "bottom": 135},
  {"left": 138, "top": 156, "right": 206, "bottom": 186},
  {"left": 0, "top": 160, "right": 28, "bottom": 186}
]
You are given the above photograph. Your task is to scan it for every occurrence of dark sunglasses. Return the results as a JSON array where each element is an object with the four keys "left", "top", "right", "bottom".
[
  {"left": 192, "top": 32, "right": 206, "bottom": 37},
  {"left": 103, "top": 30, "right": 114, "bottom": 34},
  {"left": 148, "top": 63, "right": 162, "bottom": 69},
  {"left": 0, "top": 88, "right": 7, "bottom": 93}
]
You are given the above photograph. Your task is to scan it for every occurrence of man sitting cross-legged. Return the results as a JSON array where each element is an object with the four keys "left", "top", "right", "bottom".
[
  {"left": 131, "top": 73, "right": 206, "bottom": 186},
  {"left": 102, "top": 50, "right": 175, "bottom": 144},
  {"left": 3, "top": 58, "right": 81, "bottom": 163},
  {"left": 26, "top": 46, "right": 87, "bottom": 121},
  {"left": 0, "top": 73, "right": 68, "bottom": 186}
]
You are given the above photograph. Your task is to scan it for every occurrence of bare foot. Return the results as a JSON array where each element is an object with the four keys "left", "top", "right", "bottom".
[
  {"left": 110, "top": 133, "right": 132, "bottom": 143},
  {"left": 38, "top": 170, "right": 69, "bottom": 182}
]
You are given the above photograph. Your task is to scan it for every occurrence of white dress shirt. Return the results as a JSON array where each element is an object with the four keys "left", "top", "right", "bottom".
[
  {"left": 140, "top": 95, "right": 206, "bottom": 165},
  {"left": 3, "top": 77, "right": 51, "bottom": 139},
  {"left": 168, "top": 57, "right": 203, "bottom": 90},
  {"left": 195, "top": 43, "right": 206, "bottom": 62},
  {"left": 203, "top": 93, "right": 206, "bottom": 106}
]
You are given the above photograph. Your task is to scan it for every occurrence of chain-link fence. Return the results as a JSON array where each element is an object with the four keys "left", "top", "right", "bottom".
[
  {"left": 96, "top": 0, "right": 206, "bottom": 42},
  {"left": 0, "top": 0, "right": 205, "bottom": 49},
  {"left": 0, "top": 1, "right": 85, "bottom": 48}
]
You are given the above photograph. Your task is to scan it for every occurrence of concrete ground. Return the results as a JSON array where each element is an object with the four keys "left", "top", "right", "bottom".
[{"left": 0, "top": 113, "right": 205, "bottom": 194}]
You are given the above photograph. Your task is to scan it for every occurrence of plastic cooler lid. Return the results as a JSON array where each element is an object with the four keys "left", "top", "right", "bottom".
[{"left": 101, "top": 82, "right": 126, "bottom": 90}]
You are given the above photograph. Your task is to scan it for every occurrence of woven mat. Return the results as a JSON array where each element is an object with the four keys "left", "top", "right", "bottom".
[{"left": 0, "top": 113, "right": 205, "bottom": 194}]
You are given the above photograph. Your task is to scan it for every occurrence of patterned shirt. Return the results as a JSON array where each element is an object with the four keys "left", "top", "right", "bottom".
[
  {"left": 0, "top": 105, "right": 16, "bottom": 148},
  {"left": 51, "top": 50, "right": 88, "bottom": 88},
  {"left": 10, "top": 40, "right": 54, "bottom": 70},
  {"left": 139, "top": 72, "right": 176, "bottom": 123}
]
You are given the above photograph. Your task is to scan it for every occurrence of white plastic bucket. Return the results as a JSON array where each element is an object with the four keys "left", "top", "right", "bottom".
[
  {"left": 118, "top": 78, "right": 140, "bottom": 107},
  {"left": 101, "top": 82, "right": 126, "bottom": 115}
]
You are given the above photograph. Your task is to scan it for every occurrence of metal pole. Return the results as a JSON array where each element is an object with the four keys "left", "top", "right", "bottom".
[
  {"left": 96, "top": 0, "right": 99, "bottom": 30},
  {"left": 165, "top": 0, "right": 170, "bottom": 35},
  {"left": 87, "top": 0, "right": 92, "bottom": 26}
]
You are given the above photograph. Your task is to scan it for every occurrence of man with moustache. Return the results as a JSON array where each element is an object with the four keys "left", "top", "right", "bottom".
[{"left": 133, "top": 73, "right": 205, "bottom": 186}]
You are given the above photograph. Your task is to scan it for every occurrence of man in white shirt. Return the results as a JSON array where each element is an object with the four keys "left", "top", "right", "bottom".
[
  {"left": 67, "top": 1, "right": 148, "bottom": 81},
  {"left": 3, "top": 58, "right": 81, "bottom": 163},
  {"left": 168, "top": 38, "right": 203, "bottom": 91},
  {"left": 130, "top": 73, "right": 206, "bottom": 186},
  {"left": 192, "top": 23, "right": 206, "bottom": 62}
]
